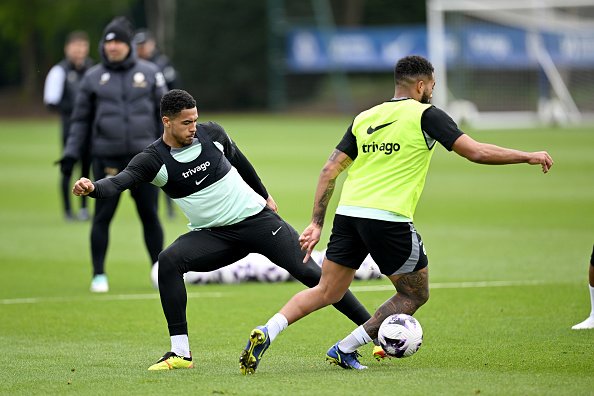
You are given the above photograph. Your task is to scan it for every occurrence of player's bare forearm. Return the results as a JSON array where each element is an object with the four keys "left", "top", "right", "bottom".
[
  {"left": 311, "top": 149, "right": 352, "bottom": 226},
  {"left": 299, "top": 177, "right": 335, "bottom": 261},
  {"left": 471, "top": 143, "right": 539, "bottom": 164},
  {"left": 453, "top": 134, "right": 554, "bottom": 173},
  {"left": 311, "top": 178, "right": 335, "bottom": 227},
  {"left": 299, "top": 150, "right": 352, "bottom": 262}
]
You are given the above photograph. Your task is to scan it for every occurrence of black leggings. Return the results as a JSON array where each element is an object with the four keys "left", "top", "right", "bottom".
[
  {"left": 158, "top": 208, "right": 371, "bottom": 335},
  {"left": 91, "top": 157, "right": 164, "bottom": 275},
  {"left": 60, "top": 116, "right": 91, "bottom": 214}
]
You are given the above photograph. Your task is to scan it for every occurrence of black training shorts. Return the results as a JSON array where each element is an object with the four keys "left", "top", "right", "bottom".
[{"left": 325, "top": 214, "right": 428, "bottom": 276}]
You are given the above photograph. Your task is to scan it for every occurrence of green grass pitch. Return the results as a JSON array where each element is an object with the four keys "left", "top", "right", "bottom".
[{"left": 0, "top": 115, "right": 593, "bottom": 395}]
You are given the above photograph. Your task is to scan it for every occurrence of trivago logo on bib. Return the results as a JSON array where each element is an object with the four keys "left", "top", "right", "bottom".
[
  {"left": 361, "top": 141, "right": 401, "bottom": 155},
  {"left": 182, "top": 161, "right": 211, "bottom": 178}
]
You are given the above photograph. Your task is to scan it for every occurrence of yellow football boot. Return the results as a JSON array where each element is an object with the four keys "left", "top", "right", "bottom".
[
  {"left": 372, "top": 345, "right": 391, "bottom": 361},
  {"left": 148, "top": 352, "right": 194, "bottom": 371}
]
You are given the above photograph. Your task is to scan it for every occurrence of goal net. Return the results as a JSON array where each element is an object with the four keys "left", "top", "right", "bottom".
[{"left": 427, "top": 0, "right": 594, "bottom": 128}]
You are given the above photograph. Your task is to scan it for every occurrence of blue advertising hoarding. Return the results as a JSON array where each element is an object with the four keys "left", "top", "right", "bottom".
[{"left": 286, "top": 24, "right": 594, "bottom": 72}]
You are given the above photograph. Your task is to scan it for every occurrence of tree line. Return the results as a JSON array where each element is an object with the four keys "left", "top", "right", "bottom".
[{"left": 0, "top": 0, "right": 425, "bottom": 110}]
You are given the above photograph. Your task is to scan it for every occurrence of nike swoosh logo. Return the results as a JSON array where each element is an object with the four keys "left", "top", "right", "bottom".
[
  {"left": 195, "top": 174, "right": 209, "bottom": 186},
  {"left": 271, "top": 226, "right": 282, "bottom": 235},
  {"left": 367, "top": 120, "right": 396, "bottom": 134}
]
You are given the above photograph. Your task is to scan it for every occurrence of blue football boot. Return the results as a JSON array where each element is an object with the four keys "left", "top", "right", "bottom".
[
  {"left": 239, "top": 326, "right": 270, "bottom": 375},
  {"left": 326, "top": 341, "right": 368, "bottom": 370}
]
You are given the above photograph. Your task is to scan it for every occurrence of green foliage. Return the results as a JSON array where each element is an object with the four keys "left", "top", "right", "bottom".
[
  {"left": 0, "top": 117, "right": 593, "bottom": 394},
  {"left": 0, "top": 0, "right": 429, "bottom": 107},
  {"left": 174, "top": 0, "right": 269, "bottom": 109},
  {"left": 0, "top": 0, "right": 136, "bottom": 87}
]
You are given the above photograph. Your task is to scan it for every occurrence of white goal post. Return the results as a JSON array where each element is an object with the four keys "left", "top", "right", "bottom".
[{"left": 427, "top": 0, "right": 594, "bottom": 128}]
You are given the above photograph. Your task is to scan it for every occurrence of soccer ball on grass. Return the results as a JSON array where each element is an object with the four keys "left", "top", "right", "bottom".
[{"left": 378, "top": 314, "right": 423, "bottom": 358}]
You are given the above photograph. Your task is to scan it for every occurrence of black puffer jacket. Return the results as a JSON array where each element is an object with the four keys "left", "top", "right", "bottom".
[{"left": 64, "top": 41, "right": 167, "bottom": 159}]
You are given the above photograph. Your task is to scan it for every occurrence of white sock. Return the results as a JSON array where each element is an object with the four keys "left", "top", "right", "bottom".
[
  {"left": 588, "top": 285, "right": 594, "bottom": 318},
  {"left": 338, "top": 325, "right": 372, "bottom": 353},
  {"left": 171, "top": 334, "right": 191, "bottom": 358},
  {"left": 265, "top": 313, "right": 288, "bottom": 342}
]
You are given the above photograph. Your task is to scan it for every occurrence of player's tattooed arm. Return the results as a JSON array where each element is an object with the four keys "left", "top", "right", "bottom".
[
  {"left": 311, "top": 180, "right": 333, "bottom": 227},
  {"left": 311, "top": 149, "right": 352, "bottom": 226},
  {"left": 363, "top": 268, "right": 429, "bottom": 339},
  {"left": 300, "top": 149, "right": 352, "bottom": 259},
  {"left": 329, "top": 149, "right": 353, "bottom": 171}
]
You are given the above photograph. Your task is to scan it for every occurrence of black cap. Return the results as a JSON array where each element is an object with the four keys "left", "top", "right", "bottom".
[
  {"left": 103, "top": 16, "right": 134, "bottom": 46},
  {"left": 133, "top": 29, "right": 154, "bottom": 45}
]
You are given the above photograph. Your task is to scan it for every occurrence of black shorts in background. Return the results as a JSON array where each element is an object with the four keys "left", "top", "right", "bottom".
[{"left": 325, "top": 214, "right": 428, "bottom": 276}]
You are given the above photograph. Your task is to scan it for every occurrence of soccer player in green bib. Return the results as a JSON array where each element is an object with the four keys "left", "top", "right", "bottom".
[{"left": 239, "top": 55, "right": 554, "bottom": 373}]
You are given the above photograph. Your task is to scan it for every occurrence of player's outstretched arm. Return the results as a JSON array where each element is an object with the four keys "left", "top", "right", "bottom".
[
  {"left": 452, "top": 134, "right": 554, "bottom": 173},
  {"left": 71, "top": 171, "right": 138, "bottom": 199},
  {"left": 72, "top": 177, "right": 95, "bottom": 196},
  {"left": 299, "top": 149, "right": 352, "bottom": 262},
  {"left": 73, "top": 150, "right": 161, "bottom": 199}
]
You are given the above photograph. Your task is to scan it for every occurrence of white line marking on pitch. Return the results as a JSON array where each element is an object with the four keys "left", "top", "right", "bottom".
[
  {"left": 0, "top": 280, "right": 550, "bottom": 305},
  {"left": 350, "top": 279, "right": 548, "bottom": 292},
  {"left": 0, "top": 292, "right": 225, "bottom": 305}
]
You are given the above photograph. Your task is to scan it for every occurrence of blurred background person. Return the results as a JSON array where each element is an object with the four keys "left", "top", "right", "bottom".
[
  {"left": 134, "top": 29, "right": 180, "bottom": 90},
  {"left": 134, "top": 28, "right": 180, "bottom": 219},
  {"left": 61, "top": 16, "right": 167, "bottom": 293},
  {"left": 43, "top": 31, "right": 94, "bottom": 222}
]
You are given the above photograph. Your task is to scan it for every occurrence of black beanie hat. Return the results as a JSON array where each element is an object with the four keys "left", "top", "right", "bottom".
[{"left": 103, "top": 16, "right": 134, "bottom": 46}]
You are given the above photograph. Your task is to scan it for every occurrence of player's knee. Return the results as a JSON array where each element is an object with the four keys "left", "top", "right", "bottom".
[
  {"left": 416, "top": 288, "right": 429, "bottom": 307},
  {"left": 318, "top": 284, "right": 345, "bottom": 305},
  {"left": 409, "top": 282, "right": 429, "bottom": 307},
  {"left": 158, "top": 250, "right": 169, "bottom": 265},
  {"left": 397, "top": 286, "right": 429, "bottom": 310},
  {"left": 158, "top": 249, "right": 182, "bottom": 275}
]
